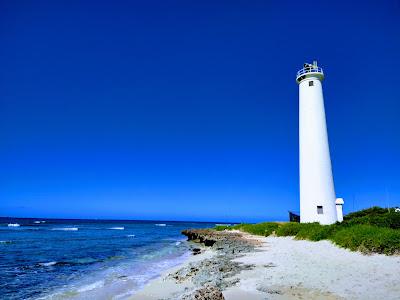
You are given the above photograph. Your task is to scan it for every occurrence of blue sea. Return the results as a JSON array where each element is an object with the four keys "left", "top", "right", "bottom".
[{"left": 0, "top": 217, "right": 216, "bottom": 300}]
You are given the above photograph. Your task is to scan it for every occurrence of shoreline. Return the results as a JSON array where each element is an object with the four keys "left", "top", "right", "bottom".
[
  {"left": 130, "top": 229, "right": 259, "bottom": 299},
  {"left": 130, "top": 244, "right": 216, "bottom": 300},
  {"left": 130, "top": 229, "right": 400, "bottom": 300}
]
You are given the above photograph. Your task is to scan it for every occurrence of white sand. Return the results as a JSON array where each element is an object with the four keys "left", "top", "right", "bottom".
[
  {"left": 130, "top": 235, "right": 400, "bottom": 300},
  {"left": 225, "top": 236, "right": 400, "bottom": 300}
]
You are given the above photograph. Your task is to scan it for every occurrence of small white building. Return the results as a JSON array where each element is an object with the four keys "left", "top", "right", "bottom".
[{"left": 336, "top": 198, "right": 344, "bottom": 222}]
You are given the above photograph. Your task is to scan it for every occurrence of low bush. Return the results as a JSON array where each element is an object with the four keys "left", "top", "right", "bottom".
[
  {"left": 214, "top": 225, "right": 232, "bottom": 231},
  {"left": 344, "top": 206, "right": 387, "bottom": 220},
  {"left": 212, "top": 207, "right": 400, "bottom": 255},
  {"left": 214, "top": 224, "right": 244, "bottom": 231},
  {"left": 331, "top": 225, "right": 400, "bottom": 255},
  {"left": 275, "top": 222, "right": 302, "bottom": 236},
  {"left": 263, "top": 223, "right": 280, "bottom": 236},
  {"left": 295, "top": 223, "right": 337, "bottom": 241},
  {"left": 234, "top": 222, "right": 279, "bottom": 236},
  {"left": 343, "top": 212, "right": 400, "bottom": 229},
  {"left": 342, "top": 207, "right": 400, "bottom": 229},
  {"left": 216, "top": 222, "right": 280, "bottom": 236}
]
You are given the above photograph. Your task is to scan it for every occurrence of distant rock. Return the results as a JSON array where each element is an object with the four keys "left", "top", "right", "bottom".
[{"left": 181, "top": 229, "right": 258, "bottom": 254}]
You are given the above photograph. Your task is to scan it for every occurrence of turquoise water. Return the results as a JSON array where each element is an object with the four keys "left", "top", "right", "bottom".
[{"left": 0, "top": 217, "right": 215, "bottom": 299}]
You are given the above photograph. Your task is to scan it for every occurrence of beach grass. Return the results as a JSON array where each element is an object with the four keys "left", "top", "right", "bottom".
[
  {"left": 341, "top": 206, "right": 400, "bottom": 229},
  {"left": 214, "top": 207, "right": 400, "bottom": 255},
  {"left": 291, "top": 222, "right": 336, "bottom": 241},
  {"left": 331, "top": 224, "right": 400, "bottom": 255},
  {"left": 236, "top": 222, "right": 280, "bottom": 236},
  {"left": 215, "top": 222, "right": 279, "bottom": 236}
]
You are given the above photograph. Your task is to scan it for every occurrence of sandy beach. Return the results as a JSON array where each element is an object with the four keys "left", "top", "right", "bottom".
[{"left": 130, "top": 230, "right": 400, "bottom": 300}]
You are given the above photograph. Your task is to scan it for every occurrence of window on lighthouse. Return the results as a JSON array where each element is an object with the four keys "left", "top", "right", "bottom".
[
  {"left": 317, "top": 206, "right": 324, "bottom": 214},
  {"left": 309, "top": 81, "right": 314, "bottom": 86}
]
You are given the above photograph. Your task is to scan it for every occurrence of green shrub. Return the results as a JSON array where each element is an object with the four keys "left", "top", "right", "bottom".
[
  {"left": 221, "top": 222, "right": 279, "bottom": 236},
  {"left": 211, "top": 207, "right": 400, "bottom": 255},
  {"left": 214, "top": 224, "right": 245, "bottom": 231},
  {"left": 214, "top": 225, "right": 232, "bottom": 231},
  {"left": 235, "top": 222, "right": 279, "bottom": 236},
  {"left": 263, "top": 223, "right": 280, "bottom": 236},
  {"left": 344, "top": 206, "right": 387, "bottom": 220},
  {"left": 295, "top": 223, "right": 337, "bottom": 241},
  {"left": 276, "top": 222, "right": 302, "bottom": 236},
  {"left": 231, "top": 224, "right": 244, "bottom": 230},
  {"left": 386, "top": 212, "right": 400, "bottom": 229},
  {"left": 331, "top": 225, "right": 400, "bottom": 255},
  {"left": 342, "top": 207, "right": 400, "bottom": 229}
]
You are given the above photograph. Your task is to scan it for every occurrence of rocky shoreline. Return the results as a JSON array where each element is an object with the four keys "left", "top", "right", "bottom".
[
  {"left": 167, "top": 229, "right": 260, "bottom": 299},
  {"left": 131, "top": 229, "right": 400, "bottom": 300}
]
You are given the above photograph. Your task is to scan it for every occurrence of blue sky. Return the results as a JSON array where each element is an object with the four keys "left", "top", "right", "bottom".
[{"left": 1, "top": 0, "right": 399, "bottom": 222}]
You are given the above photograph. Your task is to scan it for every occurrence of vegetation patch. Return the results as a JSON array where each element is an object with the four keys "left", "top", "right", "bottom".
[
  {"left": 342, "top": 207, "right": 400, "bottom": 229},
  {"left": 213, "top": 207, "right": 400, "bottom": 255},
  {"left": 238, "top": 222, "right": 279, "bottom": 236},
  {"left": 214, "top": 225, "right": 233, "bottom": 231},
  {"left": 331, "top": 225, "right": 400, "bottom": 255},
  {"left": 215, "top": 222, "right": 279, "bottom": 237},
  {"left": 275, "top": 222, "right": 302, "bottom": 237},
  {"left": 295, "top": 223, "right": 337, "bottom": 241}
]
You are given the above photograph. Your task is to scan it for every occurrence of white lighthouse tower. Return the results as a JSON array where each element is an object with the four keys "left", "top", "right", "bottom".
[{"left": 296, "top": 61, "right": 338, "bottom": 225}]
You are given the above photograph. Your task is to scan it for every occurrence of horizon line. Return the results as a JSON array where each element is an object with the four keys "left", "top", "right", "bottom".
[{"left": 0, "top": 215, "right": 241, "bottom": 224}]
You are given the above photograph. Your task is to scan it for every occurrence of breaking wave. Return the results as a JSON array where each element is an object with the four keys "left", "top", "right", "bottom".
[
  {"left": 51, "top": 227, "right": 78, "bottom": 231},
  {"left": 77, "top": 280, "right": 105, "bottom": 292},
  {"left": 38, "top": 261, "right": 58, "bottom": 267}
]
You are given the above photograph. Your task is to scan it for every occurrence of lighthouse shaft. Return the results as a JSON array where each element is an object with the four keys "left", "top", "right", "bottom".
[{"left": 298, "top": 64, "right": 337, "bottom": 225}]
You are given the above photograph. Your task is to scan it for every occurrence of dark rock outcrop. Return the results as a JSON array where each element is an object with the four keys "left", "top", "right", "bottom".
[
  {"left": 192, "top": 248, "right": 202, "bottom": 255},
  {"left": 181, "top": 285, "right": 225, "bottom": 300},
  {"left": 181, "top": 229, "right": 258, "bottom": 254},
  {"left": 168, "top": 229, "right": 258, "bottom": 299}
]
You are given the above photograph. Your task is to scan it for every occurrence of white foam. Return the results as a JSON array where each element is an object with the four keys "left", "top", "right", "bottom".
[
  {"left": 108, "top": 227, "right": 124, "bottom": 230},
  {"left": 51, "top": 227, "right": 78, "bottom": 231},
  {"left": 8, "top": 223, "right": 20, "bottom": 227},
  {"left": 34, "top": 220, "right": 45, "bottom": 224},
  {"left": 38, "top": 248, "right": 191, "bottom": 300},
  {"left": 127, "top": 234, "right": 135, "bottom": 237},
  {"left": 76, "top": 280, "right": 105, "bottom": 292},
  {"left": 155, "top": 223, "right": 166, "bottom": 227},
  {"left": 39, "top": 261, "right": 57, "bottom": 267},
  {"left": 175, "top": 241, "right": 181, "bottom": 246}
]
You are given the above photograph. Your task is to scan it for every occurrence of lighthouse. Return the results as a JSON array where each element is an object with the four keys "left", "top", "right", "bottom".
[{"left": 296, "top": 61, "right": 338, "bottom": 225}]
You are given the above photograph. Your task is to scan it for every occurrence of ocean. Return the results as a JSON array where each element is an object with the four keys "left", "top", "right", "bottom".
[{"left": 0, "top": 217, "right": 216, "bottom": 300}]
